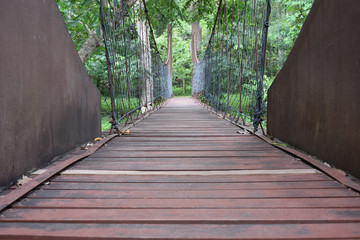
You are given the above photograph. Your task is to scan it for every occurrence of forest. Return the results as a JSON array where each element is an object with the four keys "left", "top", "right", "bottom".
[{"left": 56, "top": 0, "right": 313, "bottom": 130}]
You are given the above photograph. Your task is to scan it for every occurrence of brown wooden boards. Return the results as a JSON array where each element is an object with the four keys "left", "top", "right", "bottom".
[
  {"left": 1, "top": 97, "right": 360, "bottom": 239},
  {"left": 13, "top": 197, "right": 360, "bottom": 209},
  {"left": 1, "top": 223, "right": 360, "bottom": 239}
]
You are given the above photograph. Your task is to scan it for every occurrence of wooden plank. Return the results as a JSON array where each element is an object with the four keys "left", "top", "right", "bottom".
[
  {"left": 37, "top": 181, "right": 344, "bottom": 190},
  {"left": 102, "top": 141, "right": 274, "bottom": 147},
  {"left": 14, "top": 197, "right": 360, "bottom": 209},
  {"left": 120, "top": 133, "right": 242, "bottom": 137},
  {"left": 1, "top": 222, "right": 360, "bottom": 239},
  {"left": 70, "top": 162, "right": 310, "bottom": 171},
  {"left": 84, "top": 156, "right": 298, "bottom": 162},
  {"left": 50, "top": 173, "right": 333, "bottom": 183},
  {"left": 132, "top": 126, "right": 239, "bottom": 130},
  {"left": 91, "top": 150, "right": 290, "bottom": 158},
  {"left": 0, "top": 223, "right": 360, "bottom": 239},
  {"left": 98, "top": 137, "right": 275, "bottom": 143},
  {"left": 103, "top": 145, "right": 275, "bottom": 151},
  {"left": 32, "top": 169, "right": 320, "bottom": 176},
  {"left": 111, "top": 136, "right": 257, "bottom": 142},
  {"left": 26, "top": 188, "right": 357, "bottom": 199},
  {"left": 2, "top": 208, "right": 360, "bottom": 223}
]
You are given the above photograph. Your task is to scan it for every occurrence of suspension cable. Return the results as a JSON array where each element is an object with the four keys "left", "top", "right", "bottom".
[
  {"left": 100, "top": 0, "right": 172, "bottom": 134},
  {"left": 192, "top": 0, "right": 271, "bottom": 132}
]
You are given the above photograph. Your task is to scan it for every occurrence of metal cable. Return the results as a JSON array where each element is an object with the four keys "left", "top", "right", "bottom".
[
  {"left": 193, "top": 0, "right": 271, "bottom": 132},
  {"left": 100, "top": 0, "right": 172, "bottom": 132}
]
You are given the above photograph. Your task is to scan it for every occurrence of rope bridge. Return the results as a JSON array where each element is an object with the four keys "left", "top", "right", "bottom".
[
  {"left": 100, "top": 0, "right": 172, "bottom": 132},
  {"left": 100, "top": 0, "right": 270, "bottom": 132},
  {"left": 193, "top": 0, "right": 271, "bottom": 132}
]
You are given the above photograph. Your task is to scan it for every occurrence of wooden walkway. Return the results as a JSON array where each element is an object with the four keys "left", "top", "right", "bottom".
[{"left": 1, "top": 97, "right": 360, "bottom": 239}]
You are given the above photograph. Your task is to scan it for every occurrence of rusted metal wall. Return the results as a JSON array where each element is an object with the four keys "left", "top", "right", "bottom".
[
  {"left": 267, "top": 0, "right": 360, "bottom": 179},
  {"left": 0, "top": 0, "right": 101, "bottom": 190}
]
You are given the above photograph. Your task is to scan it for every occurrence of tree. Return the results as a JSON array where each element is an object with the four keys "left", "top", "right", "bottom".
[
  {"left": 56, "top": 0, "right": 313, "bottom": 97},
  {"left": 266, "top": 0, "right": 313, "bottom": 79},
  {"left": 57, "top": 0, "right": 141, "bottom": 63},
  {"left": 56, "top": 0, "right": 102, "bottom": 62}
]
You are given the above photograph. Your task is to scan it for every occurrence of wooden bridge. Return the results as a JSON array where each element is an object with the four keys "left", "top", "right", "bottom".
[{"left": 1, "top": 97, "right": 360, "bottom": 239}]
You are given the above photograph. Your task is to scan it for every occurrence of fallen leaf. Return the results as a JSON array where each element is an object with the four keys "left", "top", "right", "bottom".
[
  {"left": 120, "top": 129, "right": 131, "bottom": 135},
  {"left": 94, "top": 137, "right": 102, "bottom": 141},
  {"left": 324, "top": 162, "right": 331, "bottom": 168},
  {"left": 335, "top": 168, "right": 347, "bottom": 176},
  {"left": 237, "top": 130, "right": 248, "bottom": 135},
  {"left": 17, "top": 175, "right": 32, "bottom": 187},
  {"left": 272, "top": 142, "right": 287, "bottom": 147}
]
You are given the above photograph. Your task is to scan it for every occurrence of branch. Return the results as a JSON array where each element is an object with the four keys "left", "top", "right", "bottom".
[
  {"left": 66, "top": 20, "right": 93, "bottom": 36},
  {"left": 80, "top": 21, "right": 93, "bottom": 36},
  {"left": 124, "top": 0, "right": 138, "bottom": 8}
]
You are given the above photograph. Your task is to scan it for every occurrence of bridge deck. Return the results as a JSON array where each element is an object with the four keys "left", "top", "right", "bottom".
[{"left": 1, "top": 97, "right": 360, "bottom": 239}]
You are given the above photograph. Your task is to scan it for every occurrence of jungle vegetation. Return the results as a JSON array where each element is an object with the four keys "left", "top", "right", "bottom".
[{"left": 56, "top": 0, "right": 313, "bottom": 130}]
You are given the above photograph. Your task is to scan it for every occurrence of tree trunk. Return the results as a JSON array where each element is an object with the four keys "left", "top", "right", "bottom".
[
  {"left": 191, "top": 21, "right": 201, "bottom": 94},
  {"left": 165, "top": 23, "right": 173, "bottom": 98},
  {"left": 78, "top": 0, "right": 139, "bottom": 63},
  {"left": 191, "top": 22, "right": 201, "bottom": 64},
  {"left": 78, "top": 29, "right": 102, "bottom": 63},
  {"left": 125, "top": 0, "right": 138, "bottom": 8}
]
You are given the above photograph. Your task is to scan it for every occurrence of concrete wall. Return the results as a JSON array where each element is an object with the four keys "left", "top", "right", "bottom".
[
  {"left": 0, "top": 0, "right": 101, "bottom": 189},
  {"left": 267, "top": 0, "right": 360, "bottom": 178}
]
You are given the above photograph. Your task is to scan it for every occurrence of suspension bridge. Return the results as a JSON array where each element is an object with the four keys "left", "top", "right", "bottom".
[{"left": 1, "top": 0, "right": 360, "bottom": 239}]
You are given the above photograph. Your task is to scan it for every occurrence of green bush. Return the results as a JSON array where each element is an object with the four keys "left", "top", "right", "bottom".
[
  {"left": 101, "top": 115, "right": 112, "bottom": 131},
  {"left": 173, "top": 85, "right": 192, "bottom": 96}
]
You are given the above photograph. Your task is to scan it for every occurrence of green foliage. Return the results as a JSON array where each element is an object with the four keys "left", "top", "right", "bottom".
[
  {"left": 155, "top": 20, "right": 193, "bottom": 89},
  {"left": 266, "top": 0, "right": 313, "bottom": 78},
  {"left": 100, "top": 95, "right": 142, "bottom": 131},
  {"left": 145, "top": 0, "right": 218, "bottom": 35},
  {"left": 145, "top": 0, "right": 186, "bottom": 35},
  {"left": 57, "top": 0, "right": 313, "bottom": 129},
  {"left": 173, "top": 85, "right": 192, "bottom": 96},
  {"left": 183, "top": 0, "right": 217, "bottom": 28},
  {"left": 56, "top": 0, "right": 109, "bottom": 96},
  {"left": 100, "top": 96, "right": 112, "bottom": 131},
  {"left": 56, "top": 0, "right": 101, "bottom": 50},
  {"left": 172, "top": 24, "right": 192, "bottom": 85},
  {"left": 101, "top": 115, "right": 112, "bottom": 131},
  {"left": 85, "top": 46, "right": 109, "bottom": 95},
  {"left": 100, "top": 96, "right": 112, "bottom": 114}
]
